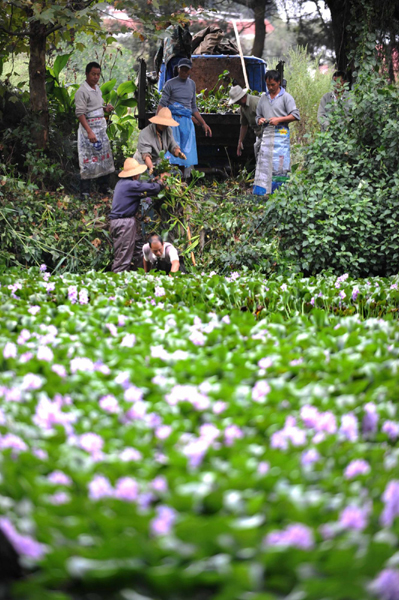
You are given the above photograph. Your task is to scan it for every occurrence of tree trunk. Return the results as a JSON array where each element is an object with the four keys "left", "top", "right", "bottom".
[
  {"left": 325, "top": 0, "right": 351, "bottom": 71},
  {"left": 251, "top": 0, "right": 267, "bottom": 57},
  {"left": 29, "top": 20, "right": 49, "bottom": 150}
]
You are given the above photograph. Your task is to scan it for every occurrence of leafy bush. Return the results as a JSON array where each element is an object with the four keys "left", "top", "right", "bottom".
[
  {"left": 263, "top": 64, "right": 399, "bottom": 277},
  {"left": 0, "top": 268, "right": 399, "bottom": 599},
  {"left": 0, "top": 181, "right": 112, "bottom": 272}
]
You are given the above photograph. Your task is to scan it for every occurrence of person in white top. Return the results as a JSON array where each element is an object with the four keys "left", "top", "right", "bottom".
[
  {"left": 143, "top": 234, "right": 182, "bottom": 274},
  {"left": 74, "top": 61, "right": 115, "bottom": 197}
]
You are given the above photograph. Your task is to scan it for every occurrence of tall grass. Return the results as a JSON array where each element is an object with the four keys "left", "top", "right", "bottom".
[{"left": 283, "top": 46, "right": 334, "bottom": 146}]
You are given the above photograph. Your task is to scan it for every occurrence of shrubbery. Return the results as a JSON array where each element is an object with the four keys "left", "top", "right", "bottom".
[{"left": 264, "top": 62, "right": 399, "bottom": 277}]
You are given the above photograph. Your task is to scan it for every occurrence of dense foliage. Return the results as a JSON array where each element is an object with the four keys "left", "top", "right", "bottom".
[
  {"left": 0, "top": 268, "right": 399, "bottom": 599},
  {"left": 263, "top": 61, "right": 399, "bottom": 277}
]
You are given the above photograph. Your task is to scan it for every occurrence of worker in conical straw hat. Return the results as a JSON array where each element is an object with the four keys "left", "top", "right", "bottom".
[
  {"left": 134, "top": 107, "right": 187, "bottom": 174},
  {"left": 109, "top": 158, "right": 165, "bottom": 272},
  {"left": 228, "top": 84, "right": 262, "bottom": 158}
]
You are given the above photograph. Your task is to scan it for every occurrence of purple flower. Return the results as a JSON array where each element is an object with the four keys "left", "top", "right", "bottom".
[
  {"left": 290, "top": 357, "right": 304, "bottom": 366},
  {"left": 301, "top": 448, "right": 320, "bottom": 466},
  {"left": 154, "top": 286, "right": 165, "bottom": 297},
  {"left": 182, "top": 438, "right": 208, "bottom": 468},
  {"left": 48, "top": 491, "right": 70, "bottom": 505},
  {"left": 363, "top": 402, "right": 379, "bottom": 435},
  {"left": 79, "top": 433, "right": 104, "bottom": 454},
  {"left": 68, "top": 285, "right": 78, "bottom": 304},
  {"left": 221, "top": 315, "right": 230, "bottom": 324},
  {"left": 339, "top": 413, "right": 358, "bottom": 442},
  {"left": 339, "top": 505, "right": 369, "bottom": 531},
  {"left": 70, "top": 357, "right": 95, "bottom": 373},
  {"left": 0, "top": 433, "right": 27, "bottom": 453},
  {"left": 47, "top": 471, "right": 72, "bottom": 486},
  {"left": 28, "top": 305, "right": 40, "bottom": 315},
  {"left": 119, "top": 447, "right": 142, "bottom": 462},
  {"left": 40, "top": 264, "right": 47, "bottom": 272},
  {"left": 224, "top": 424, "right": 244, "bottom": 446},
  {"left": 213, "top": 401, "right": 227, "bottom": 414},
  {"left": 88, "top": 475, "right": 113, "bottom": 500},
  {"left": 352, "top": 287, "right": 360, "bottom": 301},
  {"left": 33, "top": 396, "right": 76, "bottom": 433},
  {"left": 45, "top": 282, "right": 55, "bottom": 293},
  {"left": 280, "top": 283, "right": 288, "bottom": 292},
  {"left": 258, "top": 357, "right": 272, "bottom": 370},
  {"left": 150, "top": 505, "right": 176, "bottom": 536},
  {"left": 17, "top": 329, "right": 31, "bottom": 345},
  {"left": 0, "top": 517, "right": 47, "bottom": 559},
  {"left": 339, "top": 290, "right": 346, "bottom": 300},
  {"left": 123, "top": 385, "right": 144, "bottom": 402},
  {"left": 151, "top": 475, "right": 168, "bottom": 493},
  {"left": 310, "top": 296, "right": 315, "bottom": 306},
  {"left": 155, "top": 425, "right": 172, "bottom": 440},
  {"left": 252, "top": 380, "right": 270, "bottom": 403},
  {"left": 21, "top": 373, "right": 43, "bottom": 391},
  {"left": 114, "top": 477, "right": 139, "bottom": 502},
  {"left": 105, "top": 323, "right": 117, "bottom": 337},
  {"left": 125, "top": 401, "right": 148, "bottom": 421},
  {"left": 189, "top": 330, "right": 206, "bottom": 346},
  {"left": 121, "top": 333, "right": 136, "bottom": 348},
  {"left": 264, "top": 523, "right": 314, "bottom": 550},
  {"left": 3, "top": 342, "right": 17, "bottom": 359},
  {"left": 37, "top": 345, "right": 54, "bottom": 362},
  {"left": 51, "top": 364, "right": 67, "bottom": 378},
  {"left": 257, "top": 461, "right": 270, "bottom": 475},
  {"left": 382, "top": 421, "right": 399, "bottom": 440},
  {"left": 344, "top": 459, "right": 370, "bottom": 479},
  {"left": 380, "top": 480, "right": 399, "bottom": 527},
  {"left": 390, "top": 283, "right": 398, "bottom": 291},
  {"left": 79, "top": 288, "right": 89, "bottom": 305},
  {"left": 370, "top": 568, "right": 399, "bottom": 600},
  {"left": 99, "top": 395, "right": 119, "bottom": 414}
]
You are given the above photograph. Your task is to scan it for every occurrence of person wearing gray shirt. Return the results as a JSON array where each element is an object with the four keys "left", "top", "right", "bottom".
[
  {"left": 317, "top": 71, "right": 350, "bottom": 131},
  {"left": 253, "top": 69, "right": 300, "bottom": 196},
  {"left": 74, "top": 61, "right": 115, "bottom": 197},
  {"left": 157, "top": 58, "right": 212, "bottom": 174}
]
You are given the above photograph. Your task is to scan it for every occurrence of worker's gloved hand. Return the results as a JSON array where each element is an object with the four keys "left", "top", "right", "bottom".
[{"left": 177, "top": 150, "right": 187, "bottom": 160}]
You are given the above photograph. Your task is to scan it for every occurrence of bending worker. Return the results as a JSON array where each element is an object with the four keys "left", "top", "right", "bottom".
[
  {"left": 228, "top": 85, "right": 262, "bottom": 157},
  {"left": 157, "top": 58, "right": 212, "bottom": 177},
  {"left": 143, "top": 234, "right": 184, "bottom": 274},
  {"left": 109, "top": 159, "right": 163, "bottom": 273},
  {"left": 134, "top": 107, "right": 187, "bottom": 173}
]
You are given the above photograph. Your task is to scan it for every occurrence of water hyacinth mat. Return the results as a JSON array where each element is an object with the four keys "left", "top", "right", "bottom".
[{"left": 0, "top": 267, "right": 399, "bottom": 600}]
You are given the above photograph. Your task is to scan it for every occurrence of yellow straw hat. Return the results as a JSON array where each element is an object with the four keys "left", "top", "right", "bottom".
[
  {"left": 149, "top": 107, "right": 179, "bottom": 127},
  {"left": 118, "top": 158, "right": 148, "bottom": 178}
]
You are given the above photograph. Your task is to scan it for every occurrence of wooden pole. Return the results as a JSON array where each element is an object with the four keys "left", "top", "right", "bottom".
[{"left": 233, "top": 20, "right": 250, "bottom": 90}]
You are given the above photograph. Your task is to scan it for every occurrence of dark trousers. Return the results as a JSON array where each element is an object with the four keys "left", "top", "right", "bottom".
[
  {"left": 80, "top": 175, "right": 110, "bottom": 196},
  {"left": 109, "top": 217, "right": 143, "bottom": 273}
]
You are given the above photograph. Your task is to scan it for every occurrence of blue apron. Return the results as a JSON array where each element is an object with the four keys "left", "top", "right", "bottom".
[{"left": 165, "top": 102, "right": 198, "bottom": 167}]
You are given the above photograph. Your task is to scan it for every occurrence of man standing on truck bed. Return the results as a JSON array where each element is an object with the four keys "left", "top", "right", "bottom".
[
  {"left": 228, "top": 85, "right": 262, "bottom": 158},
  {"left": 157, "top": 58, "right": 212, "bottom": 177},
  {"left": 253, "top": 70, "right": 300, "bottom": 196}
]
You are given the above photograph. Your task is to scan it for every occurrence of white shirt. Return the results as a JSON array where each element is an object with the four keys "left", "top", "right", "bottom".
[{"left": 143, "top": 242, "right": 179, "bottom": 264}]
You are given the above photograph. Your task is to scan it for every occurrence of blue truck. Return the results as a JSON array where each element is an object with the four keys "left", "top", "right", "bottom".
[{"left": 137, "top": 54, "right": 270, "bottom": 169}]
